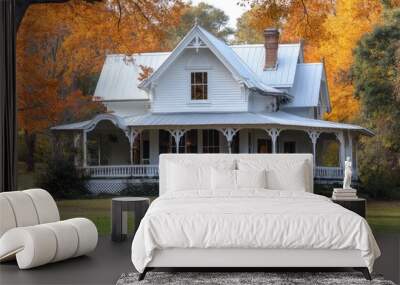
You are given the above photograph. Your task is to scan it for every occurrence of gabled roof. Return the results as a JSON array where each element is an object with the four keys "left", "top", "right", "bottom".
[
  {"left": 94, "top": 52, "right": 170, "bottom": 101},
  {"left": 139, "top": 25, "right": 284, "bottom": 96},
  {"left": 284, "top": 63, "right": 323, "bottom": 108},
  {"left": 231, "top": 43, "right": 301, "bottom": 88}
]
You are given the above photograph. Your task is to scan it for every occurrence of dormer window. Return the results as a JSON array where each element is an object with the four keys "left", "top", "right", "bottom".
[{"left": 191, "top": 72, "right": 208, "bottom": 100}]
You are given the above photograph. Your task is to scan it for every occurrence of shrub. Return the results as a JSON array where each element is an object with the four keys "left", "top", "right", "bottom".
[
  {"left": 120, "top": 181, "right": 159, "bottom": 197},
  {"left": 37, "top": 157, "right": 89, "bottom": 199}
]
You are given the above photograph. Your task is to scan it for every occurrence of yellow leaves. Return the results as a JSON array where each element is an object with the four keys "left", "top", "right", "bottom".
[
  {"left": 320, "top": 0, "right": 383, "bottom": 122},
  {"left": 241, "top": 0, "right": 388, "bottom": 122},
  {"left": 16, "top": 0, "right": 184, "bottom": 134}
]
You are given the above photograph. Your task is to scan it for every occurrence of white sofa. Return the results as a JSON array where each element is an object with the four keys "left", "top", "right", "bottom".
[{"left": 0, "top": 189, "right": 98, "bottom": 269}]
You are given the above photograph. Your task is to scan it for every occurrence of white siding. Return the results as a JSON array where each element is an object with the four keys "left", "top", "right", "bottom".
[
  {"left": 282, "top": 107, "right": 315, "bottom": 119},
  {"left": 103, "top": 101, "right": 149, "bottom": 116},
  {"left": 152, "top": 48, "right": 247, "bottom": 113},
  {"left": 248, "top": 93, "right": 277, "bottom": 112}
]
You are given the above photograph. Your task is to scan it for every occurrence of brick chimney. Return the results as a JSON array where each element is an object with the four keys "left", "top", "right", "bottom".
[{"left": 264, "top": 28, "right": 279, "bottom": 70}]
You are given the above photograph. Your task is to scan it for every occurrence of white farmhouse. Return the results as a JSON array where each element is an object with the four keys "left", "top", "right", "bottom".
[{"left": 52, "top": 25, "right": 372, "bottom": 193}]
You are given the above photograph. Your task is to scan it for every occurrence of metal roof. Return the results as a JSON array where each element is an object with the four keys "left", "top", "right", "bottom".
[
  {"left": 94, "top": 41, "right": 302, "bottom": 102},
  {"left": 197, "top": 27, "right": 283, "bottom": 95},
  {"left": 94, "top": 52, "right": 170, "bottom": 101},
  {"left": 285, "top": 63, "right": 323, "bottom": 107},
  {"left": 138, "top": 25, "right": 284, "bottom": 96},
  {"left": 51, "top": 112, "right": 373, "bottom": 136},
  {"left": 51, "top": 120, "right": 92, "bottom": 130},
  {"left": 231, "top": 43, "right": 301, "bottom": 88}
]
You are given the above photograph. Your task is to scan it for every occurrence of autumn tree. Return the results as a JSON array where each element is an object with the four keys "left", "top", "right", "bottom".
[
  {"left": 318, "top": 0, "right": 385, "bottom": 121},
  {"left": 234, "top": 11, "right": 264, "bottom": 44},
  {"left": 236, "top": 0, "right": 400, "bottom": 122},
  {"left": 16, "top": 0, "right": 184, "bottom": 170},
  {"left": 352, "top": 8, "right": 400, "bottom": 198},
  {"left": 166, "top": 2, "right": 234, "bottom": 46},
  {"left": 236, "top": 0, "right": 334, "bottom": 54}
]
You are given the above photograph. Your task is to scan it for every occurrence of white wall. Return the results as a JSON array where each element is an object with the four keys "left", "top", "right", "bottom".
[
  {"left": 103, "top": 101, "right": 149, "bottom": 116},
  {"left": 152, "top": 48, "right": 247, "bottom": 113},
  {"left": 248, "top": 93, "right": 277, "bottom": 112},
  {"left": 281, "top": 107, "right": 315, "bottom": 118}
]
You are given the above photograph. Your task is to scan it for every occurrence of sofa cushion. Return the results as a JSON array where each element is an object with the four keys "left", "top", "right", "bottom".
[
  {"left": 1, "top": 192, "right": 39, "bottom": 227},
  {"left": 0, "top": 196, "right": 17, "bottom": 237},
  {"left": 24, "top": 189, "right": 60, "bottom": 224}
]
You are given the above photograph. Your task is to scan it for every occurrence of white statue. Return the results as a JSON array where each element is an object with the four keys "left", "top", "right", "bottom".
[{"left": 343, "top": 157, "right": 352, "bottom": 189}]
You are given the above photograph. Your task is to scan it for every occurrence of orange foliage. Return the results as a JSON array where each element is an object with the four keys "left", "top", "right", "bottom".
[
  {"left": 318, "top": 0, "right": 384, "bottom": 121},
  {"left": 239, "top": 0, "right": 398, "bottom": 122},
  {"left": 16, "top": 0, "right": 183, "bottom": 168},
  {"left": 17, "top": 0, "right": 183, "bottom": 132}
]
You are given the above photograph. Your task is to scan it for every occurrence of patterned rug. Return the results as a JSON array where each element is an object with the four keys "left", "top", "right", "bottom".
[{"left": 116, "top": 271, "right": 396, "bottom": 285}]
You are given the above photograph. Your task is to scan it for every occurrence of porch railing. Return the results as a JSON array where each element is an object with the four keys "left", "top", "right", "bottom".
[
  {"left": 83, "top": 165, "right": 354, "bottom": 180},
  {"left": 314, "top": 166, "right": 357, "bottom": 180},
  {"left": 83, "top": 165, "right": 159, "bottom": 178}
]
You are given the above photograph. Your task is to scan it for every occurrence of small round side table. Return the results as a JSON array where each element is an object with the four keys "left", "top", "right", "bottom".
[{"left": 111, "top": 197, "right": 150, "bottom": 242}]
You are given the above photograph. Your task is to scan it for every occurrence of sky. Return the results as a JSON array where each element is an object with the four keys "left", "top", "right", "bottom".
[{"left": 188, "top": 0, "right": 250, "bottom": 29}]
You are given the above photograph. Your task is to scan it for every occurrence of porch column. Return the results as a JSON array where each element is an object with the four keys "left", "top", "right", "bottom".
[
  {"left": 307, "top": 130, "right": 321, "bottom": 167},
  {"left": 97, "top": 135, "right": 101, "bottom": 166},
  {"left": 265, "top": 128, "right": 282, "bottom": 153},
  {"left": 73, "top": 132, "right": 81, "bottom": 167},
  {"left": 129, "top": 128, "right": 141, "bottom": 164},
  {"left": 335, "top": 131, "right": 345, "bottom": 167},
  {"left": 168, "top": 129, "right": 187, "bottom": 153},
  {"left": 82, "top": 130, "right": 87, "bottom": 167},
  {"left": 218, "top": 128, "right": 239, "bottom": 153},
  {"left": 347, "top": 130, "right": 353, "bottom": 164}
]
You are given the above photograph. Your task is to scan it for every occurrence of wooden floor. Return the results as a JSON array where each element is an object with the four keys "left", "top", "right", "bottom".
[{"left": 0, "top": 234, "right": 399, "bottom": 285}]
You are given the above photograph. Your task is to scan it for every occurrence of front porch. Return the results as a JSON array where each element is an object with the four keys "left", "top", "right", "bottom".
[{"left": 52, "top": 112, "right": 370, "bottom": 192}]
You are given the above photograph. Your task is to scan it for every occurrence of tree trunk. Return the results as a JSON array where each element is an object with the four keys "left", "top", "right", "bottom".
[{"left": 24, "top": 130, "right": 36, "bottom": 171}]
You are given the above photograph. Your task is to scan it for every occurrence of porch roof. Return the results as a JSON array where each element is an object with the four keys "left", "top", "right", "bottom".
[{"left": 51, "top": 112, "right": 373, "bottom": 136}]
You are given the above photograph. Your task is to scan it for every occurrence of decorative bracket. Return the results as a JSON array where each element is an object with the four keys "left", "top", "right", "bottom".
[
  {"left": 265, "top": 128, "right": 282, "bottom": 153},
  {"left": 73, "top": 133, "right": 81, "bottom": 147},
  {"left": 219, "top": 128, "right": 239, "bottom": 143},
  {"left": 307, "top": 130, "right": 321, "bottom": 144},
  {"left": 335, "top": 131, "right": 345, "bottom": 145},
  {"left": 128, "top": 128, "right": 141, "bottom": 146},
  {"left": 335, "top": 131, "right": 346, "bottom": 166},
  {"left": 218, "top": 128, "right": 240, "bottom": 153},
  {"left": 265, "top": 128, "right": 282, "bottom": 141},
  {"left": 167, "top": 129, "right": 187, "bottom": 153}
]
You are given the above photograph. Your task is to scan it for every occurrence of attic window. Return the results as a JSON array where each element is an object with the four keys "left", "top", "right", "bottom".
[{"left": 191, "top": 72, "right": 208, "bottom": 100}]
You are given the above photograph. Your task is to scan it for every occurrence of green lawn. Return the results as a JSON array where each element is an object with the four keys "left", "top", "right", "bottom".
[
  {"left": 57, "top": 199, "right": 114, "bottom": 236},
  {"left": 57, "top": 197, "right": 156, "bottom": 236},
  {"left": 16, "top": 163, "right": 400, "bottom": 235},
  {"left": 56, "top": 198, "right": 400, "bottom": 236},
  {"left": 367, "top": 200, "right": 400, "bottom": 233}
]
